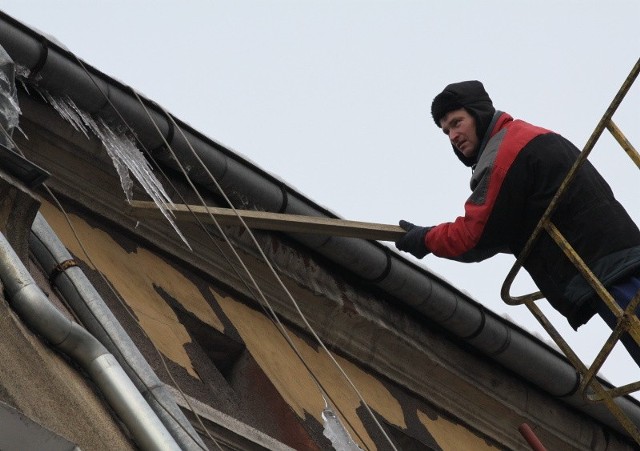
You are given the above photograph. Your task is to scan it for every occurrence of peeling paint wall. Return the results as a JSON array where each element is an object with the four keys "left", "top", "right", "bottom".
[
  {"left": 214, "top": 288, "right": 499, "bottom": 451},
  {"left": 214, "top": 288, "right": 401, "bottom": 450},
  {"left": 41, "top": 201, "right": 224, "bottom": 379},
  {"left": 40, "top": 200, "right": 500, "bottom": 450}
]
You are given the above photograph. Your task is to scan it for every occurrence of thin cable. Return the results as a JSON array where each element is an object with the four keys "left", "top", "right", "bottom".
[
  {"left": 67, "top": 50, "right": 390, "bottom": 447},
  {"left": 131, "top": 95, "right": 372, "bottom": 450},
  {"left": 155, "top": 104, "right": 396, "bottom": 450}
]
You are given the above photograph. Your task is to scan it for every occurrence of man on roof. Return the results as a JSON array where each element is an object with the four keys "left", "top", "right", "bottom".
[{"left": 395, "top": 80, "right": 640, "bottom": 365}]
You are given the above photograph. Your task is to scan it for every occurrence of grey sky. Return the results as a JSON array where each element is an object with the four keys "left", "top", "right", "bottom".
[{"left": 2, "top": 1, "right": 639, "bottom": 389}]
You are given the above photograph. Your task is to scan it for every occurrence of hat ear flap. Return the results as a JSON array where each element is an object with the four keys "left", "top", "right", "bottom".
[{"left": 451, "top": 144, "right": 477, "bottom": 167}]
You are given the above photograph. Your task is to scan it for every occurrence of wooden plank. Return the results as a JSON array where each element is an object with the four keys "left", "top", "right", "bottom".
[{"left": 127, "top": 200, "right": 405, "bottom": 241}]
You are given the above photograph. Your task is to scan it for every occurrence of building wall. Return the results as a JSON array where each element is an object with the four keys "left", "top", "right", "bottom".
[{"left": 40, "top": 200, "right": 501, "bottom": 450}]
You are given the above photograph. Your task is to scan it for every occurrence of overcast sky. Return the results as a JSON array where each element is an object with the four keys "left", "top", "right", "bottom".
[{"left": 2, "top": 1, "right": 639, "bottom": 389}]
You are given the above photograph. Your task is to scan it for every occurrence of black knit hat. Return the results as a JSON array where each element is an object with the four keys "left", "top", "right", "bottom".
[{"left": 431, "top": 80, "right": 496, "bottom": 166}]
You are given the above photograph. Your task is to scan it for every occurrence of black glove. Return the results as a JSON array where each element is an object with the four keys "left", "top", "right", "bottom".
[{"left": 395, "top": 220, "right": 431, "bottom": 259}]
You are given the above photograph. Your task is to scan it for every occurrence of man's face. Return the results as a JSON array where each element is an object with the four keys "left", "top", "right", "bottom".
[{"left": 439, "top": 108, "right": 478, "bottom": 159}]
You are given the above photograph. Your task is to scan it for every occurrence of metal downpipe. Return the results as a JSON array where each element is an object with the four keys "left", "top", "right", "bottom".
[
  {"left": 0, "top": 230, "right": 180, "bottom": 451},
  {"left": 29, "top": 212, "right": 206, "bottom": 451}
]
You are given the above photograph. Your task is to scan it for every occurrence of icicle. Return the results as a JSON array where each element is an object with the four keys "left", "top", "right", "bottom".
[
  {"left": 0, "top": 45, "right": 20, "bottom": 146},
  {"left": 38, "top": 90, "right": 191, "bottom": 250},
  {"left": 40, "top": 91, "right": 91, "bottom": 139},
  {"left": 321, "top": 407, "right": 363, "bottom": 451}
]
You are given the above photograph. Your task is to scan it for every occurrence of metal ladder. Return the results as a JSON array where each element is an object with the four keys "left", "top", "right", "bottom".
[{"left": 501, "top": 57, "right": 640, "bottom": 443}]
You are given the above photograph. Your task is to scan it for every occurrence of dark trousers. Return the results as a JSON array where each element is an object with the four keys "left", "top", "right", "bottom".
[{"left": 596, "top": 275, "right": 640, "bottom": 368}]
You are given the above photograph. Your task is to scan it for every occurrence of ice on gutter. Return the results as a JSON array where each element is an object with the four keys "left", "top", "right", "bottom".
[
  {"left": 34, "top": 88, "right": 191, "bottom": 250},
  {"left": 0, "top": 45, "right": 19, "bottom": 147}
]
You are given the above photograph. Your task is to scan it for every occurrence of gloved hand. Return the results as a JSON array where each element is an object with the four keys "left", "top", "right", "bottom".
[{"left": 395, "top": 220, "right": 431, "bottom": 259}]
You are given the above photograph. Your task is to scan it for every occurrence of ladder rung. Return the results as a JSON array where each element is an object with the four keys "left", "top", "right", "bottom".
[{"left": 606, "top": 119, "right": 640, "bottom": 168}]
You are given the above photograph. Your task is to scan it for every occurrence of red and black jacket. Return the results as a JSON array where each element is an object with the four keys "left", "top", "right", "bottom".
[{"left": 426, "top": 112, "right": 640, "bottom": 328}]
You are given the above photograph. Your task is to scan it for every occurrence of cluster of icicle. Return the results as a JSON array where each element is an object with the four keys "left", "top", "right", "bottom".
[
  {"left": 37, "top": 89, "right": 191, "bottom": 250},
  {"left": 0, "top": 46, "right": 20, "bottom": 146}
]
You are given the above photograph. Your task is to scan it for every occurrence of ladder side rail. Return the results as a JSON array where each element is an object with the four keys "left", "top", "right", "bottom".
[
  {"left": 525, "top": 299, "right": 640, "bottom": 441},
  {"left": 545, "top": 222, "right": 640, "bottom": 400},
  {"left": 501, "top": 58, "right": 640, "bottom": 306}
]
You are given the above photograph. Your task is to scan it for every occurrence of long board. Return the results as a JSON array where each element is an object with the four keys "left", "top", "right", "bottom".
[{"left": 128, "top": 200, "right": 405, "bottom": 242}]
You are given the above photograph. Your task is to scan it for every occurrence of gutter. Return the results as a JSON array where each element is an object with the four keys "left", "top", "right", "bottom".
[{"left": 1, "top": 9, "right": 638, "bottom": 436}]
